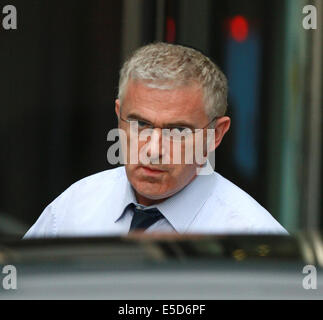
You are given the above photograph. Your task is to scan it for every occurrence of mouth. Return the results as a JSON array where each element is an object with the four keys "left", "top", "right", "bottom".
[{"left": 140, "top": 165, "right": 166, "bottom": 176}]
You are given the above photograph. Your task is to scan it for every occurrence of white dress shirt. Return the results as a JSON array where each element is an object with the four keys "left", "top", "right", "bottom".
[{"left": 23, "top": 166, "right": 288, "bottom": 238}]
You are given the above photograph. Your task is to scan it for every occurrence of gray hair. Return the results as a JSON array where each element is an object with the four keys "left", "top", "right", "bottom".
[{"left": 118, "top": 42, "right": 228, "bottom": 120}]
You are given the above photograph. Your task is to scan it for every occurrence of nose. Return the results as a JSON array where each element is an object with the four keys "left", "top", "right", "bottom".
[{"left": 147, "top": 128, "right": 163, "bottom": 161}]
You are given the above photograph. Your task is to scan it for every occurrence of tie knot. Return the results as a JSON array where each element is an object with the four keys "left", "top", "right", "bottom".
[
  {"left": 133, "top": 206, "right": 162, "bottom": 216},
  {"left": 129, "top": 205, "right": 163, "bottom": 232}
]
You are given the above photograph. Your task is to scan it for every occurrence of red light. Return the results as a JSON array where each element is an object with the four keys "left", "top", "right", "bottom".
[
  {"left": 165, "top": 17, "right": 176, "bottom": 43},
  {"left": 230, "top": 15, "right": 249, "bottom": 42}
]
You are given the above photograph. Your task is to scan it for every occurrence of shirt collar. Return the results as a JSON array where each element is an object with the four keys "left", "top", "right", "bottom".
[
  {"left": 113, "top": 177, "right": 137, "bottom": 221},
  {"left": 155, "top": 171, "right": 215, "bottom": 232},
  {"left": 113, "top": 165, "right": 216, "bottom": 233}
]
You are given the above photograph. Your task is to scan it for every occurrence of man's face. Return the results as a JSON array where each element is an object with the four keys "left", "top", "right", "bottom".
[{"left": 115, "top": 80, "right": 224, "bottom": 206}]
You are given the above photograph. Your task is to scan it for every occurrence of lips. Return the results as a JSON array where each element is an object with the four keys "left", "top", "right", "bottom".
[{"left": 140, "top": 165, "right": 166, "bottom": 174}]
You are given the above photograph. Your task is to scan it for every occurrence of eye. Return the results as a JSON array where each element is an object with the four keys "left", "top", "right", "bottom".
[{"left": 137, "top": 120, "right": 149, "bottom": 128}]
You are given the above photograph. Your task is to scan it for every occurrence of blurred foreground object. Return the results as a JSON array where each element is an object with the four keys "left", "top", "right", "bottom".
[{"left": 0, "top": 233, "right": 323, "bottom": 299}]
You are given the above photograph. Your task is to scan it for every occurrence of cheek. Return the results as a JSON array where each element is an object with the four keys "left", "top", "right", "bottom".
[
  {"left": 157, "top": 165, "right": 196, "bottom": 192},
  {"left": 167, "top": 141, "right": 195, "bottom": 165},
  {"left": 173, "top": 164, "right": 196, "bottom": 184}
]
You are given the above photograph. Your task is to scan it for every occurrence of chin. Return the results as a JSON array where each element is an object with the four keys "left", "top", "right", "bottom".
[
  {"left": 135, "top": 183, "right": 171, "bottom": 199},
  {"left": 126, "top": 166, "right": 186, "bottom": 201}
]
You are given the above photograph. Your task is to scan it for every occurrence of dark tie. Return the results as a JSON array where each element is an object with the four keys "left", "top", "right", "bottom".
[{"left": 129, "top": 205, "right": 163, "bottom": 232}]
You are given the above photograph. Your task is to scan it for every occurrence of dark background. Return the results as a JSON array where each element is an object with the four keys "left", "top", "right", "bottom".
[{"left": 0, "top": 1, "right": 122, "bottom": 226}]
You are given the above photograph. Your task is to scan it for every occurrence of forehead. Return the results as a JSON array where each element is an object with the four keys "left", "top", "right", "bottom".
[{"left": 122, "top": 80, "right": 207, "bottom": 124}]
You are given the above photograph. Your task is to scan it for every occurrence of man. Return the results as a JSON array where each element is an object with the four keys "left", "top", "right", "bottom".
[{"left": 24, "top": 42, "right": 287, "bottom": 238}]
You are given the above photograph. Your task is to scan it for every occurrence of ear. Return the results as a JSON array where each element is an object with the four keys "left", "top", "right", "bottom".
[
  {"left": 115, "top": 99, "right": 120, "bottom": 118},
  {"left": 208, "top": 116, "right": 231, "bottom": 153}
]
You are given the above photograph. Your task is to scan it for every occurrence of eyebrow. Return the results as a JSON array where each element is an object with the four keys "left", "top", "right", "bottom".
[{"left": 126, "top": 112, "right": 196, "bottom": 129}]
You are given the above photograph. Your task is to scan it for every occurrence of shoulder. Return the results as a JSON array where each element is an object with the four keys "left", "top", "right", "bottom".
[
  {"left": 59, "top": 166, "right": 126, "bottom": 197},
  {"left": 23, "top": 166, "right": 127, "bottom": 238},
  {"left": 49, "top": 166, "right": 127, "bottom": 212},
  {"left": 69, "top": 166, "right": 126, "bottom": 189},
  {"left": 203, "top": 171, "right": 288, "bottom": 234}
]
